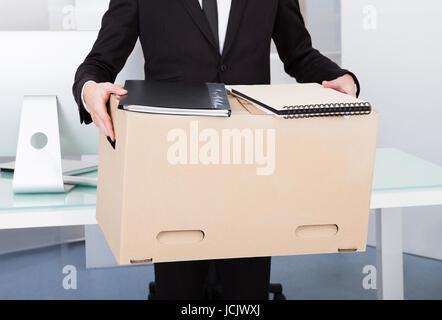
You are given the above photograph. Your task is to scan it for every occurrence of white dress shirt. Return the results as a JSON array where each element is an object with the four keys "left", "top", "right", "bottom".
[
  {"left": 199, "top": 0, "right": 232, "bottom": 55},
  {"left": 82, "top": 0, "right": 232, "bottom": 112}
]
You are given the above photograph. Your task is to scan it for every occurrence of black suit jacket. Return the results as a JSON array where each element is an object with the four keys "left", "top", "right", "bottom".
[{"left": 73, "top": 0, "right": 359, "bottom": 124}]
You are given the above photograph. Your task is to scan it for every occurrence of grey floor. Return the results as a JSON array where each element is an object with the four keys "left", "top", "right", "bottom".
[{"left": 0, "top": 242, "right": 441, "bottom": 300}]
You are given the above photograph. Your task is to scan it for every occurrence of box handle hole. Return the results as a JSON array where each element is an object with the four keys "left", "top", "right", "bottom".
[
  {"left": 157, "top": 230, "right": 205, "bottom": 245},
  {"left": 295, "top": 224, "right": 339, "bottom": 238}
]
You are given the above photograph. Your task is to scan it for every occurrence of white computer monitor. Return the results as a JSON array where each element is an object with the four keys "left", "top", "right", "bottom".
[{"left": 0, "top": 31, "right": 144, "bottom": 157}]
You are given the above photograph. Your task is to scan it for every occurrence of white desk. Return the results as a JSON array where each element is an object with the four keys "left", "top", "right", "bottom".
[{"left": 1, "top": 148, "right": 442, "bottom": 300}]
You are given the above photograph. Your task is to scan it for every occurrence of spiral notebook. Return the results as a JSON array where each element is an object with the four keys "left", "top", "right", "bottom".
[{"left": 229, "top": 83, "right": 371, "bottom": 118}]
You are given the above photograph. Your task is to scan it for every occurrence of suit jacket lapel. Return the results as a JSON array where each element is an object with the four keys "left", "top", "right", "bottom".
[
  {"left": 222, "top": 0, "right": 249, "bottom": 57},
  {"left": 180, "top": 0, "right": 218, "bottom": 51}
]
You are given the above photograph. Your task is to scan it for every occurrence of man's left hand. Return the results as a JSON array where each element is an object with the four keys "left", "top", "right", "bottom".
[{"left": 322, "top": 74, "right": 357, "bottom": 97}]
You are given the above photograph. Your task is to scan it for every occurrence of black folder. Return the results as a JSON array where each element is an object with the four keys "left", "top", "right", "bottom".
[{"left": 119, "top": 80, "right": 231, "bottom": 117}]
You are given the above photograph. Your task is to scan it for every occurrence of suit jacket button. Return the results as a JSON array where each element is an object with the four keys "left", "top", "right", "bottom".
[{"left": 219, "top": 64, "right": 228, "bottom": 72}]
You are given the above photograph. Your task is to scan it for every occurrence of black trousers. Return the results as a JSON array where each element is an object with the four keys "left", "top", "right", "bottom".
[{"left": 154, "top": 257, "right": 271, "bottom": 300}]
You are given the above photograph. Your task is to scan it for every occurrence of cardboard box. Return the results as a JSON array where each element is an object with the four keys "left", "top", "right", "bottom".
[{"left": 96, "top": 94, "right": 378, "bottom": 265}]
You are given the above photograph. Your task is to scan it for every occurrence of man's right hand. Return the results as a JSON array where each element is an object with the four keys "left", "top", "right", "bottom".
[{"left": 83, "top": 81, "right": 128, "bottom": 142}]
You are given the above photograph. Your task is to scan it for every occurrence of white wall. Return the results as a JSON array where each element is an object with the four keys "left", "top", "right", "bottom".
[
  {"left": 0, "top": 0, "right": 109, "bottom": 30},
  {"left": 342, "top": 0, "right": 442, "bottom": 260},
  {"left": 75, "top": 0, "right": 110, "bottom": 30},
  {"left": 0, "top": 0, "right": 49, "bottom": 30},
  {"left": 303, "top": 0, "right": 341, "bottom": 60}
]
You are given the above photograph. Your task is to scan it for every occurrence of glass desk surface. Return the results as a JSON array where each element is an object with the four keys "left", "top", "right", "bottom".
[
  {"left": 1, "top": 148, "right": 442, "bottom": 211},
  {"left": 0, "top": 171, "right": 97, "bottom": 212},
  {"left": 372, "top": 148, "right": 442, "bottom": 192}
]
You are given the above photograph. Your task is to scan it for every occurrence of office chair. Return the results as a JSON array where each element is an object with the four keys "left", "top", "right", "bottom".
[{"left": 147, "top": 261, "right": 286, "bottom": 300}]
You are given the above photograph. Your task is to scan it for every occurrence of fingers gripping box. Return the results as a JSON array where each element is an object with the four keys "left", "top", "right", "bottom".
[{"left": 96, "top": 94, "right": 378, "bottom": 265}]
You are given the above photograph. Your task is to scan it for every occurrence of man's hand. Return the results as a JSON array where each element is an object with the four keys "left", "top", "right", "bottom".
[
  {"left": 83, "top": 82, "right": 128, "bottom": 142},
  {"left": 322, "top": 74, "right": 357, "bottom": 98}
]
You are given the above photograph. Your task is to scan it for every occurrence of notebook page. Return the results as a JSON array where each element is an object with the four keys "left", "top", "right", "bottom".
[{"left": 231, "top": 83, "right": 364, "bottom": 110}]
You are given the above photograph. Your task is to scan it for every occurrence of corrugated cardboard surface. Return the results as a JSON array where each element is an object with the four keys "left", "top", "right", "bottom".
[{"left": 97, "top": 94, "right": 379, "bottom": 265}]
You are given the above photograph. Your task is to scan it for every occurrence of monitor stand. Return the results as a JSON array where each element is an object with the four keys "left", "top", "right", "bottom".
[{"left": 13, "top": 96, "right": 73, "bottom": 193}]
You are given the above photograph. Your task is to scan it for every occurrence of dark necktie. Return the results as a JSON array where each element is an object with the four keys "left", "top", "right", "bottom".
[{"left": 202, "top": 0, "right": 219, "bottom": 49}]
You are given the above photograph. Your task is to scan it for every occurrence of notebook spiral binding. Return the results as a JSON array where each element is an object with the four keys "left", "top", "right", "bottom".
[{"left": 283, "top": 102, "right": 372, "bottom": 119}]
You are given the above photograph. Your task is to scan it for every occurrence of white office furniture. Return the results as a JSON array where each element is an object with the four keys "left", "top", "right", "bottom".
[
  {"left": 0, "top": 31, "right": 144, "bottom": 157},
  {"left": 341, "top": 0, "right": 442, "bottom": 262},
  {"left": 1, "top": 148, "right": 442, "bottom": 299}
]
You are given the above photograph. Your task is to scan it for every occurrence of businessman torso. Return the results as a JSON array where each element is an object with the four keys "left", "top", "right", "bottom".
[
  {"left": 138, "top": 0, "right": 275, "bottom": 84},
  {"left": 74, "top": 0, "right": 352, "bottom": 124}
]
